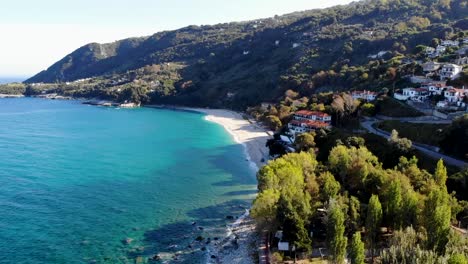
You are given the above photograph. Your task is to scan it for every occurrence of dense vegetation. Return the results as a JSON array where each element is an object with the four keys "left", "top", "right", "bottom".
[
  {"left": 251, "top": 138, "right": 468, "bottom": 263},
  {"left": 21, "top": 0, "right": 468, "bottom": 109},
  {"left": 375, "top": 120, "right": 449, "bottom": 146}
]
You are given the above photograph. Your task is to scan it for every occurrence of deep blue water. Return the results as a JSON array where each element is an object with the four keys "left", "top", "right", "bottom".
[
  {"left": 0, "top": 98, "right": 257, "bottom": 263},
  {"left": 0, "top": 77, "right": 26, "bottom": 84}
]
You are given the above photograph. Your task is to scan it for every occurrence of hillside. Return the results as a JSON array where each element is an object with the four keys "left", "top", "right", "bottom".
[{"left": 25, "top": 0, "right": 468, "bottom": 109}]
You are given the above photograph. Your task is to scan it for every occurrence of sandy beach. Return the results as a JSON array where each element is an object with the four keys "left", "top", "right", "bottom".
[
  {"left": 179, "top": 108, "right": 271, "bottom": 264},
  {"left": 186, "top": 108, "right": 271, "bottom": 170},
  {"left": 145, "top": 106, "right": 271, "bottom": 263}
]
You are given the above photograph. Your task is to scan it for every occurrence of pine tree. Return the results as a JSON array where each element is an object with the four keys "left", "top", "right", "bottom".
[
  {"left": 327, "top": 201, "right": 348, "bottom": 264},
  {"left": 423, "top": 187, "right": 451, "bottom": 254},
  {"left": 434, "top": 159, "right": 447, "bottom": 187},
  {"left": 386, "top": 179, "right": 402, "bottom": 229},
  {"left": 366, "top": 194, "right": 382, "bottom": 263},
  {"left": 349, "top": 232, "right": 365, "bottom": 264}
]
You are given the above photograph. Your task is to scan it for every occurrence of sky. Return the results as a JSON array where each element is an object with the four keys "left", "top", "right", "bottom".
[{"left": 0, "top": 0, "right": 354, "bottom": 78}]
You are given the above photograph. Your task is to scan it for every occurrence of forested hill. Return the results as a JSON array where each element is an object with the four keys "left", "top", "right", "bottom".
[{"left": 25, "top": 0, "right": 467, "bottom": 109}]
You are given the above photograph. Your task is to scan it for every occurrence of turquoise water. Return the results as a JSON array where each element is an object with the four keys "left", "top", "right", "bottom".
[{"left": 0, "top": 98, "right": 257, "bottom": 263}]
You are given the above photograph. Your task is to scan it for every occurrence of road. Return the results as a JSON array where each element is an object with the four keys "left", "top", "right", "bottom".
[{"left": 361, "top": 119, "right": 468, "bottom": 168}]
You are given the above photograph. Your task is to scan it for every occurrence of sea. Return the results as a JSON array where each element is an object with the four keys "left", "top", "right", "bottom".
[
  {"left": 0, "top": 98, "right": 257, "bottom": 263},
  {"left": 0, "top": 77, "right": 26, "bottom": 84}
]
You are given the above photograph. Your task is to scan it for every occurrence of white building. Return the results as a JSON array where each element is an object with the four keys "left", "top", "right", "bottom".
[
  {"left": 425, "top": 47, "right": 435, "bottom": 55},
  {"left": 455, "top": 57, "right": 468, "bottom": 65},
  {"left": 293, "top": 110, "right": 332, "bottom": 124},
  {"left": 369, "top": 51, "right": 389, "bottom": 59},
  {"left": 288, "top": 120, "right": 331, "bottom": 134},
  {"left": 394, "top": 88, "right": 429, "bottom": 101},
  {"left": 440, "top": 64, "right": 463, "bottom": 80},
  {"left": 444, "top": 87, "right": 467, "bottom": 103},
  {"left": 421, "top": 82, "right": 446, "bottom": 95},
  {"left": 288, "top": 110, "right": 332, "bottom": 135},
  {"left": 351, "top": 90, "right": 378, "bottom": 101},
  {"left": 456, "top": 46, "right": 468, "bottom": 56},
  {"left": 441, "top": 40, "right": 459, "bottom": 47},
  {"left": 436, "top": 45, "right": 447, "bottom": 53}
]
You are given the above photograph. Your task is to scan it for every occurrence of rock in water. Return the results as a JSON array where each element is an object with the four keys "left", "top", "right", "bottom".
[{"left": 122, "top": 238, "right": 133, "bottom": 245}]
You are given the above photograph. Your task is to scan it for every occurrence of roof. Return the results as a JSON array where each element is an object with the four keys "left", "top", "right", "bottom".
[
  {"left": 351, "top": 90, "right": 378, "bottom": 95},
  {"left": 443, "top": 64, "right": 462, "bottom": 68},
  {"left": 447, "top": 88, "right": 466, "bottom": 93},
  {"left": 295, "top": 110, "right": 330, "bottom": 117},
  {"left": 414, "top": 88, "right": 428, "bottom": 92},
  {"left": 290, "top": 120, "right": 330, "bottom": 128}
]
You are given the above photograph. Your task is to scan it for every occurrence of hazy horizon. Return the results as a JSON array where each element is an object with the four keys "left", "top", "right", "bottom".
[{"left": 0, "top": 0, "right": 354, "bottom": 78}]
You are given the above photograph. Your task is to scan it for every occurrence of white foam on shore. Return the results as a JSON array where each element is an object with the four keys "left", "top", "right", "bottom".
[
  {"left": 157, "top": 107, "right": 268, "bottom": 264},
  {"left": 204, "top": 114, "right": 260, "bottom": 174}
]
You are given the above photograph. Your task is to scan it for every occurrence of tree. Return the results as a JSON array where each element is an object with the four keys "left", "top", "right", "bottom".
[
  {"left": 320, "top": 172, "right": 341, "bottom": 202},
  {"left": 295, "top": 133, "right": 316, "bottom": 151},
  {"left": 349, "top": 232, "right": 365, "bottom": 264},
  {"left": 361, "top": 102, "right": 375, "bottom": 116},
  {"left": 327, "top": 201, "right": 348, "bottom": 264},
  {"left": 434, "top": 159, "right": 447, "bottom": 187},
  {"left": 424, "top": 187, "right": 451, "bottom": 254},
  {"left": 328, "top": 145, "right": 379, "bottom": 191},
  {"left": 385, "top": 179, "right": 403, "bottom": 230},
  {"left": 388, "top": 129, "right": 412, "bottom": 152},
  {"left": 348, "top": 196, "right": 361, "bottom": 233},
  {"left": 251, "top": 189, "right": 280, "bottom": 226},
  {"left": 277, "top": 194, "right": 312, "bottom": 252},
  {"left": 448, "top": 253, "right": 468, "bottom": 264},
  {"left": 366, "top": 195, "right": 382, "bottom": 263},
  {"left": 264, "top": 115, "right": 282, "bottom": 131}
]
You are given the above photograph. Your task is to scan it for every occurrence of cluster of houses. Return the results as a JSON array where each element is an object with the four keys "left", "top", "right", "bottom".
[
  {"left": 394, "top": 81, "right": 467, "bottom": 109},
  {"left": 420, "top": 37, "right": 467, "bottom": 81},
  {"left": 425, "top": 38, "right": 467, "bottom": 59},
  {"left": 422, "top": 61, "right": 464, "bottom": 81},
  {"left": 286, "top": 110, "right": 332, "bottom": 141},
  {"left": 285, "top": 91, "right": 378, "bottom": 139}
]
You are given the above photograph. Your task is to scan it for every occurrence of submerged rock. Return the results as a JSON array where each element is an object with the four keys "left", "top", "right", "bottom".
[
  {"left": 151, "top": 254, "right": 161, "bottom": 261},
  {"left": 122, "top": 238, "right": 133, "bottom": 245}
]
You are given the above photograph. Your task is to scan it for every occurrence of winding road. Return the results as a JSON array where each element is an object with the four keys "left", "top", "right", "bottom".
[{"left": 361, "top": 118, "right": 468, "bottom": 168}]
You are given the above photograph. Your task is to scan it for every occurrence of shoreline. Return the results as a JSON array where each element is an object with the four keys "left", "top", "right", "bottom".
[
  {"left": 177, "top": 107, "right": 272, "bottom": 171},
  {"left": 168, "top": 107, "right": 271, "bottom": 264},
  {"left": 6, "top": 98, "right": 270, "bottom": 263}
]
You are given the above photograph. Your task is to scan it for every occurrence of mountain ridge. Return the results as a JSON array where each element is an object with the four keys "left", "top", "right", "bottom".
[{"left": 24, "top": 0, "right": 468, "bottom": 109}]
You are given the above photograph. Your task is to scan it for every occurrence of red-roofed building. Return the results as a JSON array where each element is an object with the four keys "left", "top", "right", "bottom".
[
  {"left": 293, "top": 110, "right": 331, "bottom": 124},
  {"left": 288, "top": 120, "right": 331, "bottom": 134},
  {"left": 444, "top": 87, "right": 467, "bottom": 102}
]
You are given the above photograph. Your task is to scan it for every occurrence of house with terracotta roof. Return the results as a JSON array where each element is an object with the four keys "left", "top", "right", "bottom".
[
  {"left": 288, "top": 120, "right": 331, "bottom": 134},
  {"left": 351, "top": 90, "right": 378, "bottom": 101},
  {"left": 421, "top": 82, "right": 447, "bottom": 95},
  {"left": 288, "top": 110, "right": 332, "bottom": 135},
  {"left": 293, "top": 110, "right": 332, "bottom": 124},
  {"left": 444, "top": 87, "right": 467, "bottom": 103}
]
